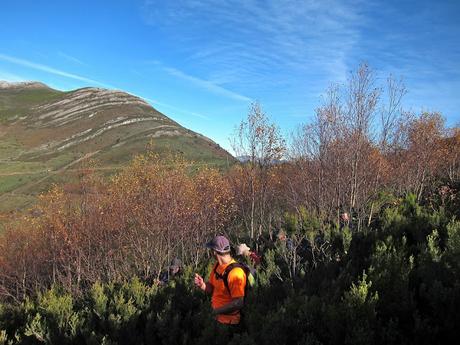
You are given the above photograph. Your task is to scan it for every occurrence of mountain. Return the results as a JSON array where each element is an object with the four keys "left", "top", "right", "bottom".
[{"left": 0, "top": 81, "right": 233, "bottom": 214}]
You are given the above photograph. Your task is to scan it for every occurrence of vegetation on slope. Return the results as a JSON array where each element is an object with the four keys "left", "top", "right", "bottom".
[
  {"left": 0, "top": 193, "right": 459, "bottom": 345},
  {"left": 0, "top": 82, "right": 232, "bottom": 215}
]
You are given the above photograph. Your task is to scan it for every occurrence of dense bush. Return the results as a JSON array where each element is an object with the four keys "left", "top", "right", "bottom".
[
  {"left": 0, "top": 154, "right": 237, "bottom": 299},
  {"left": 1, "top": 195, "right": 459, "bottom": 344}
]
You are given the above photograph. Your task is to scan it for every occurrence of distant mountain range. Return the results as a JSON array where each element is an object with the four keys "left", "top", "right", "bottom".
[{"left": 0, "top": 81, "right": 233, "bottom": 214}]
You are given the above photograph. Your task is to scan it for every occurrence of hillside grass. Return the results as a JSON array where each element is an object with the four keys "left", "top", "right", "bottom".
[
  {"left": 0, "top": 194, "right": 36, "bottom": 213},
  {"left": 0, "top": 137, "right": 24, "bottom": 160},
  {"left": 0, "top": 137, "right": 232, "bottom": 215},
  {"left": 0, "top": 88, "right": 64, "bottom": 122}
]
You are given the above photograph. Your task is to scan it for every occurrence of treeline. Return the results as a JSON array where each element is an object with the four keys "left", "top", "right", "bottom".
[{"left": 0, "top": 64, "right": 459, "bottom": 344}]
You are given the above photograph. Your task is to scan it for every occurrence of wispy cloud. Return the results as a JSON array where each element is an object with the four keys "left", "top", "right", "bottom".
[
  {"left": 132, "top": 90, "right": 211, "bottom": 120},
  {"left": 57, "top": 51, "right": 86, "bottom": 66},
  {"left": 140, "top": 0, "right": 460, "bottom": 122},
  {"left": 162, "top": 65, "right": 251, "bottom": 102},
  {"left": 150, "top": 98, "right": 211, "bottom": 120},
  {"left": 141, "top": 0, "right": 366, "bottom": 89},
  {"left": 0, "top": 53, "right": 112, "bottom": 88}
]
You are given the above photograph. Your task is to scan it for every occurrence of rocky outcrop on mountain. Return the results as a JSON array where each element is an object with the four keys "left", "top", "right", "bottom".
[
  {"left": 0, "top": 81, "right": 49, "bottom": 89},
  {"left": 1, "top": 82, "right": 229, "bottom": 162}
]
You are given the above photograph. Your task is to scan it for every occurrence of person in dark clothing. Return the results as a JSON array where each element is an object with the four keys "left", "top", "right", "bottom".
[{"left": 159, "top": 258, "right": 182, "bottom": 285}]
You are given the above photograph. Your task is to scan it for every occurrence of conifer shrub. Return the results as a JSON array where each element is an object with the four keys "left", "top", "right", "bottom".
[{"left": 0, "top": 193, "right": 459, "bottom": 344}]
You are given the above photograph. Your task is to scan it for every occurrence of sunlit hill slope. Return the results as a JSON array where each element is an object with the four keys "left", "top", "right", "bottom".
[{"left": 0, "top": 81, "right": 232, "bottom": 213}]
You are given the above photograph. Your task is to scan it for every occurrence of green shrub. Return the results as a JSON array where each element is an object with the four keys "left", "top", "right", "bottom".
[
  {"left": 1, "top": 193, "right": 460, "bottom": 344},
  {"left": 446, "top": 220, "right": 460, "bottom": 256},
  {"left": 342, "top": 272, "right": 379, "bottom": 345}
]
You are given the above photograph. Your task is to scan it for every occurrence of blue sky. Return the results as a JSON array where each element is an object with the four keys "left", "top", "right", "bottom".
[{"left": 1, "top": 0, "right": 459, "bottom": 153}]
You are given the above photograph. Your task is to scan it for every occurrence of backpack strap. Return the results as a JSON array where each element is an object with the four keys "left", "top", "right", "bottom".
[
  {"left": 213, "top": 262, "right": 223, "bottom": 282},
  {"left": 212, "top": 262, "right": 219, "bottom": 276},
  {"left": 213, "top": 261, "right": 250, "bottom": 295},
  {"left": 221, "top": 262, "right": 250, "bottom": 296}
]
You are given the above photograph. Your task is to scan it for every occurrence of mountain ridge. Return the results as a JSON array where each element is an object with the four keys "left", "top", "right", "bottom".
[
  {"left": 0, "top": 80, "right": 233, "bottom": 214},
  {"left": 0, "top": 81, "right": 50, "bottom": 90}
]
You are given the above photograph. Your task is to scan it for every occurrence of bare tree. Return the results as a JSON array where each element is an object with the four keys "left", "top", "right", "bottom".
[
  {"left": 290, "top": 64, "right": 410, "bottom": 230},
  {"left": 231, "top": 102, "right": 285, "bottom": 239}
]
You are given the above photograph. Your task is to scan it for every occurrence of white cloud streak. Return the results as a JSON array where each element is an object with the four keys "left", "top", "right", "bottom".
[
  {"left": 152, "top": 98, "right": 211, "bottom": 120},
  {"left": 0, "top": 53, "right": 112, "bottom": 88},
  {"left": 135, "top": 93, "right": 211, "bottom": 120},
  {"left": 57, "top": 51, "right": 86, "bottom": 66},
  {"left": 142, "top": 0, "right": 366, "bottom": 89},
  {"left": 162, "top": 66, "right": 252, "bottom": 102}
]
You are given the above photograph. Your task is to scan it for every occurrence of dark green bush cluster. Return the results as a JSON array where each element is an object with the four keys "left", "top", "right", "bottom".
[{"left": 1, "top": 194, "right": 460, "bottom": 345}]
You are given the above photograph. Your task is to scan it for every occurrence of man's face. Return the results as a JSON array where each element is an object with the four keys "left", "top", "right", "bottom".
[{"left": 169, "top": 266, "right": 179, "bottom": 275}]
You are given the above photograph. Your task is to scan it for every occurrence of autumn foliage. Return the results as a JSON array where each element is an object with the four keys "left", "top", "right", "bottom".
[{"left": 0, "top": 154, "right": 236, "bottom": 300}]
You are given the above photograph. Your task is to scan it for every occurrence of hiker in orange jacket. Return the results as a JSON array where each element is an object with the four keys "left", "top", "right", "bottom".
[{"left": 194, "top": 235, "right": 247, "bottom": 325}]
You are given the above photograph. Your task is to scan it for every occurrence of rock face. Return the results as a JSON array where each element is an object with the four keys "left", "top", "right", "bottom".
[
  {"left": 18, "top": 88, "right": 173, "bottom": 156},
  {"left": 1, "top": 82, "right": 230, "bottom": 161},
  {"left": 0, "top": 81, "right": 232, "bottom": 212}
]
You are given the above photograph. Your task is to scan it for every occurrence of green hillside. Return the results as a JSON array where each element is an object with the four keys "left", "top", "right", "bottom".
[{"left": 0, "top": 81, "right": 233, "bottom": 214}]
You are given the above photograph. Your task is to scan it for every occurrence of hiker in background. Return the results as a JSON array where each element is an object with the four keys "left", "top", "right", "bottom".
[
  {"left": 277, "top": 229, "right": 294, "bottom": 251},
  {"left": 194, "top": 235, "right": 248, "bottom": 326},
  {"left": 255, "top": 232, "right": 272, "bottom": 253},
  {"left": 236, "top": 243, "right": 261, "bottom": 267},
  {"left": 159, "top": 258, "right": 182, "bottom": 285},
  {"left": 340, "top": 212, "right": 350, "bottom": 230},
  {"left": 277, "top": 229, "right": 287, "bottom": 242}
]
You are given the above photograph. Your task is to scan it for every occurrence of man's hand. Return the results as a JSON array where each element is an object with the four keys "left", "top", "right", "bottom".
[{"left": 194, "top": 273, "right": 206, "bottom": 291}]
